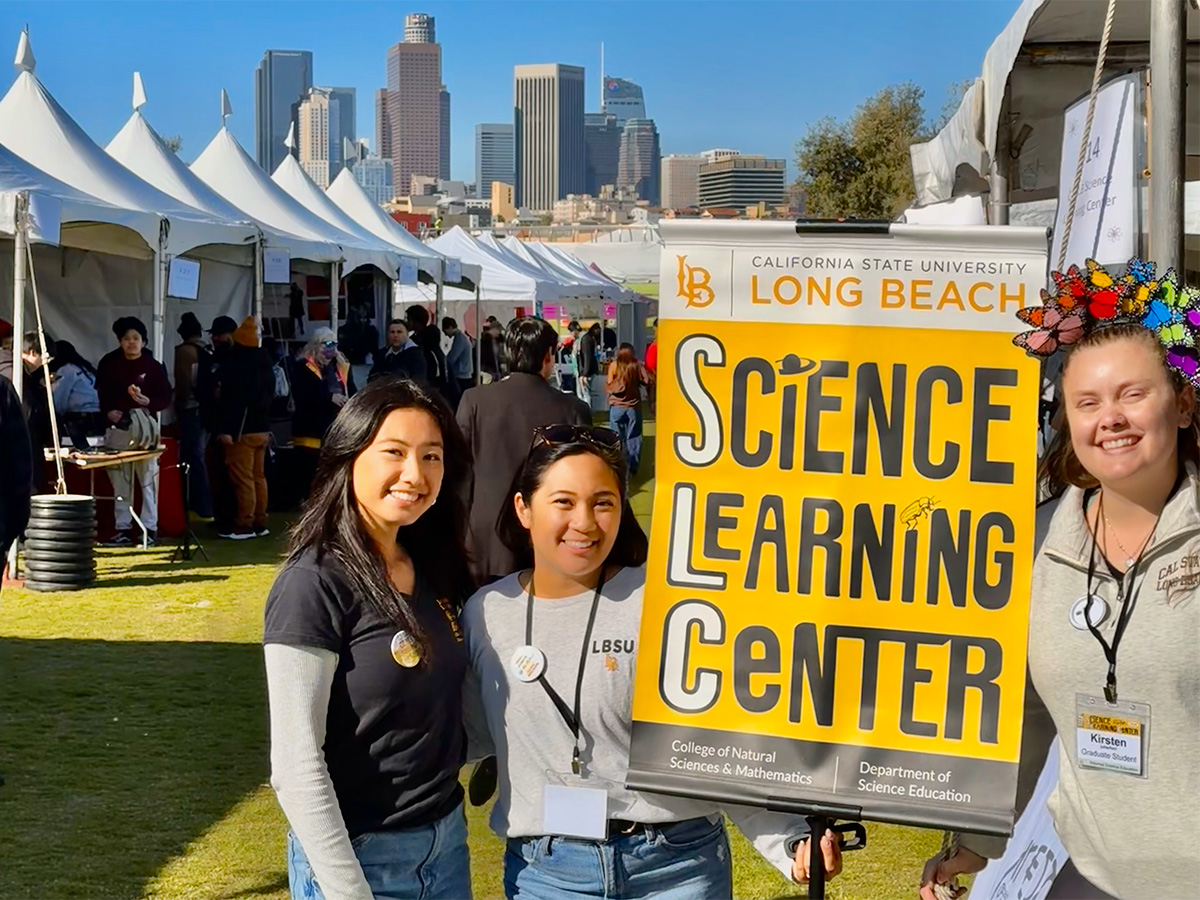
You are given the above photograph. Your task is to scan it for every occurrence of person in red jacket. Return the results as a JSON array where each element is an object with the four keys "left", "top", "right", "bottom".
[{"left": 96, "top": 316, "right": 172, "bottom": 546}]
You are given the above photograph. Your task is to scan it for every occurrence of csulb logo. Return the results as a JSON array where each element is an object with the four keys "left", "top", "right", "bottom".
[{"left": 676, "top": 255, "right": 715, "bottom": 308}]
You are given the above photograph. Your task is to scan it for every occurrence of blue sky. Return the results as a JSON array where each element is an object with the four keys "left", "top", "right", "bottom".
[{"left": 2, "top": 0, "right": 1020, "bottom": 182}]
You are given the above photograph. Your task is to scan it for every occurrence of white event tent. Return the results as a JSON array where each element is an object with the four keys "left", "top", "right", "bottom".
[
  {"left": 191, "top": 123, "right": 407, "bottom": 340},
  {"left": 325, "top": 167, "right": 478, "bottom": 289},
  {"left": 0, "top": 141, "right": 164, "bottom": 373},
  {"left": 518, "top": 238, "right": 630, "bottom": 303},
  {"left": 395, "top": 226, "right": 564, "bottom": 328},
  {"left": 474, "top": 232, "right": 590, "bottom": 304},
  {"left": 0, "top": 33, "right": 258, "bottom": 360}
]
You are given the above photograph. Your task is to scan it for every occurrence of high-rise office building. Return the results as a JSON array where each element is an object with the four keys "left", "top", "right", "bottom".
[
  {"left": 661, "top": 153, "right": 705, "bottom": 209},
  {"left": 383, "top": 14, "right": 444, "bottom": 196},
  {"left": 617, "top": 118, "right": 660, "bottom": 205},
  {"left": 297, "top": 87, "right": 342, "bottom": 188},
  {"left": 475, "top": 123, "right": 514, "bottom": 200},
  {"left": 254, "top": 49, "right": 313, "bottom": 173},
  {"left": 514, "top": 63, "right": 585, "bottom": 211},
  {"left": 375, "top": 88, "right": 392, "bottom": 159},
  {"left": 354, "top": 155, "right": 395, "bottom": 206},
  {"left": 325, "top": 87, "right": 356, "bottom": 176},
  {"left": 404, "top": 12, "right": 435, "bottom": 43},
  {"left": 697, "top": 155, "right": 786, "bottom": 209},
  {"left": 440, "top": 86, "right": 451, "bottom": 180},
  {"left": 601, "top": 77, "right": 645, "bottom": 126},
  {"left": 583, "top": 112, "right": 620, "bottom": 196}
]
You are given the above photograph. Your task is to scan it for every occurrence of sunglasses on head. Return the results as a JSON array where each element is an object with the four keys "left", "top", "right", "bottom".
[
  {"left": 322, "top": 340, "right": 337, "bottom": 349},
  {"left": 531, "top": 424, "right": 621, "bottom": 452}
]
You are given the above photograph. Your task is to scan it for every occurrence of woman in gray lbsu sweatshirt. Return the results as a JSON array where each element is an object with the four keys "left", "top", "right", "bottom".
[
  {"left": 462, "top": 424, "right": 842, "bottom": 899},
  {"left": 922, "top": 324, "right": 1200, "bottom": 899}
]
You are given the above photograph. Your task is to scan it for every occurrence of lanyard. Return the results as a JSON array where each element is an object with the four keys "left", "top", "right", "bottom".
[
  {"left": 1083, "top": 495, "right": 1161, "bottom": 703},
  {"left": 524, "top": 567, "right": 607, "bottom": 775}
]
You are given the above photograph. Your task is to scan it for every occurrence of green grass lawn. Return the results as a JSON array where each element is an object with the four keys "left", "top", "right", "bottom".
[{"left": 0, "top": 418, "right": 943, "bottom": 899}]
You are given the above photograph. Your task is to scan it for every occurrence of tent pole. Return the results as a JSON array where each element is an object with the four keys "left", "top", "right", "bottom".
[
  {"left": 153, "top": 223, "right": 168, "bottom": 361},
  {"left": 989, "top": 83, "right": 1011, "bottom": 226},
  {"left": 330, "top": 262, "right": 339, "bottom": 341},
  {"left": 11, "top": 193, "right": 26, "bottom": 403},
  {"left": 254, "top": 236, "right": 264, "bottom": 324},
  {"left": 7, "top": 193, "right": 27, "bottom": 581},
  {"left": 436, "top": 258, "right": 445, "bottom": 331},
  {"left": 1149, "top": 0, "right": 1185, "bottom": 271},
  {"left": 475, "top": 283, "right": 482, "bottom": 386}
]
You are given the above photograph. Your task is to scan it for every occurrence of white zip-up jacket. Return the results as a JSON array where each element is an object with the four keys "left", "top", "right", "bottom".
[{"left": 962, "top": 470, "right": 1200, "bottom": 898}]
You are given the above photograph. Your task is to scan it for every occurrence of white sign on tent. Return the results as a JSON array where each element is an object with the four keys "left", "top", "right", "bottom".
[
  {"left": 444, "top": 258, "right": 462, "bottom": 284},
  {"left": 1051, "top": 73, "right": 1141, "bottom": 268},
  {"left": 399, "top": 256, "right": 418, "bottom": 286},
  {"left": 264, "top": 248, "right": 291, "bottom": 284},
  {"left": 167, "top": 257, "right": 201, "bottom": 300}
]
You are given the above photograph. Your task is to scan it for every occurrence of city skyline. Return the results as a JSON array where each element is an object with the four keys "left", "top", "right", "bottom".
[{"left": 3, "top": 1, "right": 1021, "bottom": 184}]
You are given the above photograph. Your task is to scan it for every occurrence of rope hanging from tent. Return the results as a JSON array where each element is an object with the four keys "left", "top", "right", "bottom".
[
  {"left": 21, "top": 208, "right": 68, "bottom": 495},
  {"left": 1056, "top": 0, "right": 1119, "bottom": 271}
]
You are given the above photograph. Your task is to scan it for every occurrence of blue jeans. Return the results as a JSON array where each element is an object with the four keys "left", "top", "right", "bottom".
[
  {"left": 287, "top": 802, "right": 472, "bottom": 900},
  {"left": 177, "top": 408, "right": 213, "bottom": 518},
  {"left": 608, "top": 406, "right": 643, "bottom": 477},
  {"left": 504, "top": 816, "right": 731, "bottom": 900}
]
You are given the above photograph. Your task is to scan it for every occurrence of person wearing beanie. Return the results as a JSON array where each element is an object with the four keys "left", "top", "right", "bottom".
[
  {"left": 96, "top": 316, "right": 172, "bottom": 547},
  {"left": 173, "top": 311, "right": 213, "bottom": 521},
  {"left": 214, "top": 316, "right": 274, "bottom": 540}
]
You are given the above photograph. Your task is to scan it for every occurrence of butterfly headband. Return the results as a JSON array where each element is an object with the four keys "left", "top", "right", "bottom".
[{"left": 1013, "top": 257, "right": 1200, "bottom": 384}]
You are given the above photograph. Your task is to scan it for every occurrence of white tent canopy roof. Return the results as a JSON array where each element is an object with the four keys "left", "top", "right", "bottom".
[
  {"left": 0, "top": 39, "right": 257, "bottom": 256},
  {"left": 189, "top": 127, "right": 346, "bottom": 267},
  {"left": 107, "top": 110, "right": 254, "bottom": 224},
  {"left": 427, "top": 226, "right": 563, "bottom": 301},
  {"left": 325, "top": 167, "right": 478, "bottom": 285},
  {"left": 528, "top": 240, "right": 632, "bottom": 300},
  {"left": 911, "top": 0, "right": 1200, "bottom": 205},
  {"left": 270, "top": 155, "right": 405, "bottom": 279},
  {"left": 474, "top": 232, "right": 582, "bottom": 300},
  {"left": 0, "top": 138, "right": 160, "bottom": 256}
]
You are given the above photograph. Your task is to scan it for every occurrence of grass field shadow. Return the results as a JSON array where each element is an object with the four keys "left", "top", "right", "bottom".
[{"left": 0, "top": 637, "right": 269, "bottom": 899}]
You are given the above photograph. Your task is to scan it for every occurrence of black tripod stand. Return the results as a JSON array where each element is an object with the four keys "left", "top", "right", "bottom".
[{"left": 168, "top": 461, "right": 208, "bottom": 563}]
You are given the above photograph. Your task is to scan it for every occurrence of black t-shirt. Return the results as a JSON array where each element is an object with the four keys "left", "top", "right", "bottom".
[{"left": 263, "top": 548, "right": 466, "bottom": 836}]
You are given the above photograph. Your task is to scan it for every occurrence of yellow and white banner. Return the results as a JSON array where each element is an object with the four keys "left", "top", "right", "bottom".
[{"left": 628, "top": 220, "right": 1048, "bottom": 834}]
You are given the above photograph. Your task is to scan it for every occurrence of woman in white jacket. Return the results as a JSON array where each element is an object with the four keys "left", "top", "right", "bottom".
[{"left": 921, "top": 274, "right": 1200, "bottom": 899}]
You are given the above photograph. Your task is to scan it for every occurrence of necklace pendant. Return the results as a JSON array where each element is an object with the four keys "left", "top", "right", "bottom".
[{"left": 1125, "top": 558, "right": 1135, "bottom": 570}]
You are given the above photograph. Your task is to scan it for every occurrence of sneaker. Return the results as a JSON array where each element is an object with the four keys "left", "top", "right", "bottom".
[
  {"left": 143, "top": 531, "right": 157, "bottom": 547},
  {"left": 189, "top": 511, "right": 214, "bottom": 524},
  {"left": 101, "top": 533, "right": 133, "bottom": 548},
  {"left": 255, "top": 526, "right": 271, "bottom": 538},
  {"left": 222, "top": 529, "right": 257, "bottom": 541}
]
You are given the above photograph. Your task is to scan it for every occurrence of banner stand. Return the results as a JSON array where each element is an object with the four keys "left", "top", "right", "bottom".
[{"left": 805, "top": 813, "right": 867, "bottom": 898}]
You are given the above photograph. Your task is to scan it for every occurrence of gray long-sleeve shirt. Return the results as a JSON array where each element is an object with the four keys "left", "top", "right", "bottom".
[{"left": 462, "top": 565, "right": 807, "bottom": 880}]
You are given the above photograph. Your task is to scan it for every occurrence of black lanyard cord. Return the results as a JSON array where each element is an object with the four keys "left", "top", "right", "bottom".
[
  {"left": 525, "top": 567, "right": 608, "bottom": 773},
  {"left": 1084, "top": 493, "right": 1162, "bottom": 703}
]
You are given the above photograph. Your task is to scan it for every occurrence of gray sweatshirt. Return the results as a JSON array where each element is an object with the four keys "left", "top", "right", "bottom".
[
  {"left": 462, "top": 565, "right": 806, "bottom": 880},
  {"left": 961, "top": 475, "right": 1200, "bottom": 898}
]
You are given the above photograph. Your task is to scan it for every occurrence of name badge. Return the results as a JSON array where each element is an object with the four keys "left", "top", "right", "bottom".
[
  {"left": 542, "top": 783, "right": 608, "bottom": 839},
  {"left": 1074, "top": 693, "right": 1150, "bottom": 778}
]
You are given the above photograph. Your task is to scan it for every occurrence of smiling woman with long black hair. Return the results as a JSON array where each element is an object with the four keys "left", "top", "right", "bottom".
[{"left": 263, "top": 377, "right": 475, "bottom": 900}]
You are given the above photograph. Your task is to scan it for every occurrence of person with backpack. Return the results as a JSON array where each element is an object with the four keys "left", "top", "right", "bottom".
[
  {"left": 215, "top": 317, "right": 275, "bottom": 540},
  {"left": 406, "top": 305, "right": 458, "bottom": 407},
  {"left": 173, "top": 312, "right": 214, "bottom": 521}
]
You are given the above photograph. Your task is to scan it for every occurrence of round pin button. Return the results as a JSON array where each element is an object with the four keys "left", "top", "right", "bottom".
[
  {"left": 391, "top": 630, "right": 422, "bottom": 667},
  {"left": 510, "top": 645, "right": 547, "bottom": 682},
  {"left": 1069, "top": 594, "right": 1110, "bottom": 631}
]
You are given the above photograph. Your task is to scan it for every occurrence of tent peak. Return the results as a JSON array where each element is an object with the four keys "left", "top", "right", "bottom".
[
  {"left": 132, "top": 71, "right": 146, "bottom": 111},
  {"left": 220, "top": 88, "right": 232, "bottom": 125},
  {"left": 14, "top": 29, "right": 34, "bottom": 74},
  {"left": 284, "top": 122, "right": 295, "bottom": 151}
]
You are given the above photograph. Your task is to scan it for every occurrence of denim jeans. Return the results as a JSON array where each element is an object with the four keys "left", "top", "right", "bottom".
[
  {"left": 504, "top": 815, "right": 731, "bottom": 900},
  {"left": 608, "top": 406, "right": 643, "bottom": 477},
  {"left": 177, "top": 408, "right": 213, "bottom": 518},
  {"left": 287, "top": 802, "right": 472, "bottom": 900}
]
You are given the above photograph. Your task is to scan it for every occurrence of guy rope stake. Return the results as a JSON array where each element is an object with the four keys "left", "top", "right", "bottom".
[{"left": 1057, "top": 0, "right": 1118, "bottom": 271}]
